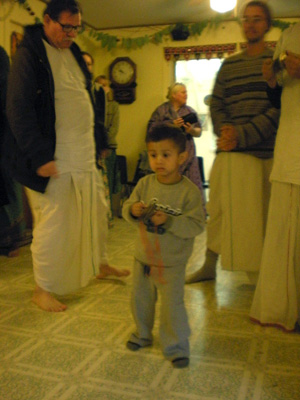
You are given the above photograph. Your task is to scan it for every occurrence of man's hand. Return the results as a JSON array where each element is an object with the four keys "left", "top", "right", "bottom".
[
  {"left": 37, "top": 161, "right": 59, "bottom": 178},
  {"left": 131, "top": 201, "right": 147, "bottom": 218},
  {"left": 217, "top": 125, "right": 238, "bottom": 151},
  {"left": 151, "top": 211, "right": 167, "bottom": 226},
  {"left": 285, "top": 51, "right": 300, "bottom": 79},
  {"left": 262, "top": 58, "right": 277, "bottom": 88}
]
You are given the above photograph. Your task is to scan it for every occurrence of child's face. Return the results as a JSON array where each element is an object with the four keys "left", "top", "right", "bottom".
[
  {"left": 147, "top": 139, "right": 187, "bottom": 184},
  {"left": 97, "top": 78, "right": 110, "bottom": 93}
]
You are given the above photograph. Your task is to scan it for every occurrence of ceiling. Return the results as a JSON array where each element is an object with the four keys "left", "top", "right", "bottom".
[{"left": 73, "top": 0, "right": 300, "bottom": 30}]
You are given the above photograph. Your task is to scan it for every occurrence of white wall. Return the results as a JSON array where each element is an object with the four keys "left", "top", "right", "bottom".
[{"left": 1, "top": 1, "right": 298, "bottom": 179}]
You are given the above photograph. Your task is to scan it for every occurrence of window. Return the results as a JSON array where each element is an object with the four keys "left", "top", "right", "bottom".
[{"left": 175, "top": 58, "right": 223, "bottom": 179}]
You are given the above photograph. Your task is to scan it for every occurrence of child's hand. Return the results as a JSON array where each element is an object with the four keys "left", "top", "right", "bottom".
[
  {"left": 151, "top": 211, "right": 168, "bottom": 226},
  {"left": 131, "top": 201, "right": 147, "bottom": 218}
]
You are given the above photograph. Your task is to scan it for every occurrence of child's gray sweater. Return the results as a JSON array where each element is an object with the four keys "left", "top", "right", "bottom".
[{"left": 122, "top": 174, "right": 205, "bottom": 267}]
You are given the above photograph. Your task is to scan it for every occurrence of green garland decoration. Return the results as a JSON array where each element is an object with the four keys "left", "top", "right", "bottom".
[
  {"left": 83, "top": 17, "right": 293, "bottom": 51},
  {"left": 83, "top": 18, "right": 232, "bottom": 51},
  {"left": 15, "top": 0, "right": 41, "bottom": 23},
  {"left": 15, "top": 0, "right": 294, "bottom": 51},
  {"left": 271, "top": 19, "right": 293, "bottom": 31}
]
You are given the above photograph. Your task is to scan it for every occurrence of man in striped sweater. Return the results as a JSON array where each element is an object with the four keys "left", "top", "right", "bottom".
[{"left": 186, "top": 1, "right": 279, "bottom": 284}]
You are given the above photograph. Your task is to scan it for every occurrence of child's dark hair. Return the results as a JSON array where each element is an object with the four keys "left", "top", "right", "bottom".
[{"left": 146, "top": 124, "right": 186, "bottom": 153}]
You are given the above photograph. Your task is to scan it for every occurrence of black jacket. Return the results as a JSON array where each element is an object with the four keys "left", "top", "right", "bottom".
[
  {"left": 0, "top": 46, "right": 10, "bottom": 206},
  {"left": 6, "top": 24, "right": 106, "bottom": 193}
]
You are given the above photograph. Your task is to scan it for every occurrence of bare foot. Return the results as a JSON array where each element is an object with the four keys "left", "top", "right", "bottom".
[
  {"left": 96, "top": 264, "right": 130, "bottom": 279},
  {"left": 32, "top": 286, "right": 67, "bottom": 312}
]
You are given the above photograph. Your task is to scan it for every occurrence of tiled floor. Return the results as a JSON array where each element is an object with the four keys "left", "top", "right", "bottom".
[{"left": 0, "top": 218, "right": 300, "bottom": 400}]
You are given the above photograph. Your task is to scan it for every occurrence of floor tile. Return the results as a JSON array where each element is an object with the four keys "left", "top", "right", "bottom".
[{"left": 0, "top": 217, "right": 299, "bottom": 400}]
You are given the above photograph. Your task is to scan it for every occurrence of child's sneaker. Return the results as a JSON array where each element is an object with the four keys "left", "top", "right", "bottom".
[
  {"left": 172, "top": 357, "right": 189, "bottom": 368},
  {"left": 126, "top": 337, "right": 152, "bottom": 351}
]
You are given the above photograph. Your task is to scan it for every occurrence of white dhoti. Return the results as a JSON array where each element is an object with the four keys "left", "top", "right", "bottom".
[
  {"left": 27, "top": 169, "right": 108, "bottom": 295},
  {"left": 207, "top": 152, "right": 272, "bottom": 272},
  {"left": 250, "top": 181, "right": 300, "bottom": 331},
  {"left": 27, "top": 43, "right": 109, "bottom": 296}
]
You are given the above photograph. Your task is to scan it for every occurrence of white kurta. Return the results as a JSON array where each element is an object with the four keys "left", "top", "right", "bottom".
[
  {"left": 27, "top": 42, "right": 108, "bottom": 295},
  {"left": 207, "top": 152, "right": 272, "bottom": 273},
  {"left": 250, "top": 23, "right": 300, "bottom": 330},
  {"left": 270, "top": 23, "right": 300, "bottom": 186},
  {"left": 250, "top": 182, "right": 300, "bottom": 331}
]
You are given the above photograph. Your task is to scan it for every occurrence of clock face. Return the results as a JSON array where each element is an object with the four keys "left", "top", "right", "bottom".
[{"left": 111, "top": 60, "right": 135, "bottom": 85}]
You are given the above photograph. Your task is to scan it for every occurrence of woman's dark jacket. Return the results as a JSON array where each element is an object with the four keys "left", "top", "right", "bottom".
[{"left": 6, "top": 24, "right": 107, "bottom": 193}]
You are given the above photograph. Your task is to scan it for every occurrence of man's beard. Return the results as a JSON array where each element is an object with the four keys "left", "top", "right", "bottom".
[{"left": 247, "top": 35, "right": 263, "bottom": 44}]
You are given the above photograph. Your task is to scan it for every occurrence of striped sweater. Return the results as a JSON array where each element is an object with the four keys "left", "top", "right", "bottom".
[{"left": 210, "top": 49, "right": 280, "bottom": 159}]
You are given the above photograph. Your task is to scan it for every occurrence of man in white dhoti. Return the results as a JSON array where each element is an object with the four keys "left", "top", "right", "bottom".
[
  {"left": 6, "top": 0, "right": 129, "bottom": 312},
  {"left": 250, "top": 23, "right": 300, "bottom": 331},
  {"left": 186, "top": 1, "right": 279, "bottom": 284}
]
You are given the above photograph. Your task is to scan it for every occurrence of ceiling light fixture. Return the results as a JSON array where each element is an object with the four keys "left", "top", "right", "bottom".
[{"left": 210, "top": 0, "right": 237, "bottom": 13}]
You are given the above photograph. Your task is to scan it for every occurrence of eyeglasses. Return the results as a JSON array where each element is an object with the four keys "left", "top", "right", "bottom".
[
  {"left": 56, "top": 21, "right": 82, "bottom": 33},
  {"left": 241, "top": 17, "right": 266, "bottom": 24}
]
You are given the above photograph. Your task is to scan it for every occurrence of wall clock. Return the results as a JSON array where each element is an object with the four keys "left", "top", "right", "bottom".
[{"left": 109, "top": 57, "right": 137, "bottom": 104}]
